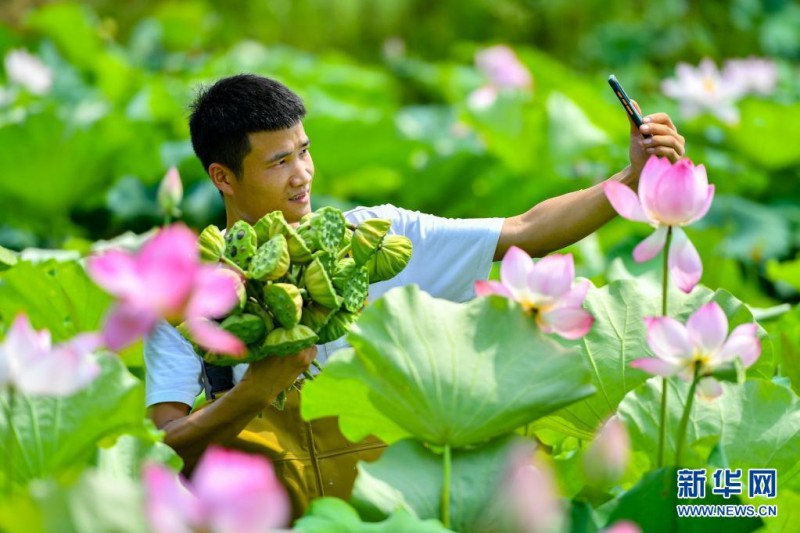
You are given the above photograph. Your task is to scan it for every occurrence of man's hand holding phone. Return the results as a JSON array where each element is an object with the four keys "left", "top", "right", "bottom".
[{"left": 608, "top": 74, "right": 685, "bottom": 179}]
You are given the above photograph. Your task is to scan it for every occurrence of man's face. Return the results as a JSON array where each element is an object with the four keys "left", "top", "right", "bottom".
[{"left": 226, "top": 122, "right": 314, "bottom": 226}]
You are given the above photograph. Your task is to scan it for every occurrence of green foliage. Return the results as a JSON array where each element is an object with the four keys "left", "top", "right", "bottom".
[
  {"left": 295, "top": 497, "right": 452, "bottom": 533},
  {"left": 303, "top": 285, "right": 595, "bottom": 447}
]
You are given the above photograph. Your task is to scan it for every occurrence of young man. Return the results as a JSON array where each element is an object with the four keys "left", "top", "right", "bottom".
[{"left": 145, "top": 74, "right": 684, "bottom": 515}]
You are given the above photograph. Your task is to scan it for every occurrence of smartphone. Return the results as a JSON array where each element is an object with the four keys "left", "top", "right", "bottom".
[{"left": 607, "top": 74, "right": 646, "bottom": 130}]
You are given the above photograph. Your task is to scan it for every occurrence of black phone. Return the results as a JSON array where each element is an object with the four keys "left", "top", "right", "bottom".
[{"left": 608, "top": 74, "right": 645, "bottom": 129}]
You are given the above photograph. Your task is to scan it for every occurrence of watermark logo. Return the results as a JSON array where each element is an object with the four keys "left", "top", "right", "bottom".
[{"left": 676, "top": 468, "right": 778, "bottom": 518}]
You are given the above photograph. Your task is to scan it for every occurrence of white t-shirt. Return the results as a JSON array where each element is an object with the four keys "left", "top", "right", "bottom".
[{"left": 144, "top": 204, "right": 504, "bottom": 408}]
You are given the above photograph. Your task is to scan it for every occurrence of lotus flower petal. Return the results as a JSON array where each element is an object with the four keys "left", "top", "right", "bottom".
[
  {"left": 85, "top": 250, "right": 143, "bottom": 300},
  {"left": 668, "top": 227, "right": 702, "bottom": 293},
  {"left": 696, "top": 377, "right": 724, "bottom": 399},
  {"left": 603, "top": 181, "right": 649, "bottom": 223},
  {"left": 102, "top": 305, "right": 159, "bottom": 351},
  {"left": 475, "top": 280, "right": 514, "bottom": 299},
  {"left": 137, "top": 225, "right": 198, "bottom": 313},
  {"left": 186, "top": 318, "right": 246, "bottom": 357},
  {"left": 539, "top": 307, "right": 594, "bottom": 340},
  {"left": 645, "top": 316, "right": 693, "bottom": 362},
  {"left": 717, "top": 323, "right": 761, "bottom": 368},
  {"left": 687, "top": 302, "right": 728, "bottom": 355},
  {"left": 143, "top": 463, "right": 198, "bottom": 533},
  {"left": 17, "top": 340, "right": 100, "bottom": 397},
  {"left": 650, "top": 160, "right": 706, "bottom": 225},
  {"left": 529, "top": 254, "right": 574, "bottom": 299},
  {"left": 638, "top": 156, "right": 672, "bottom": 218},
  {"left": 630, "top": 357, "right": 681, "bottom": 377},
  {"left": 633, "top": 226, "right": 669, "bottom": 263},
  {"left": 186, "top": 267, "right": 242, "bottom": 320},
  {"left": 500, "top": 246, "right": 533, "bottom": 295}
]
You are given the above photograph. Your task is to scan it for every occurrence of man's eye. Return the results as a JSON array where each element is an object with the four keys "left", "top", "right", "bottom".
[{"left": 300, "top": 148, "right": 308, "bottom": 156}]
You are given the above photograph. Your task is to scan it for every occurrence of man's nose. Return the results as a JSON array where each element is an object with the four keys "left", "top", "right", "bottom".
[{"left": 289, "top": 159, "right": 312, "bottom": 187}]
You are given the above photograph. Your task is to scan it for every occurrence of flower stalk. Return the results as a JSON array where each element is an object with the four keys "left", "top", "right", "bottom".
[
  {"left": 441, "top": 444, "right": 452, "bottom": 529},
  {"left": 675, "top": 364, "right": 700, "bottom": 466},
  {"left": 657, "top": 226, "right": 673, "bottom": 468}
]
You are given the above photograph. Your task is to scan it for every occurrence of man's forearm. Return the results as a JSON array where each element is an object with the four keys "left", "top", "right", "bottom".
[{"left": 497, "top": 166, "right": 636, "bottom": 260}]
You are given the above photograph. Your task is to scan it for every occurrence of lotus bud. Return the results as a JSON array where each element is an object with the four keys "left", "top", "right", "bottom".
[
  {"left": 351, "top": 218, "right": 391, "bottom": 265},
  {"left": 584, "top": 416, "right": 630, "bottom": 486},
  {"left": 302, "top": 257, "right": 342, "bottom": 309},
  {"left": 220, "top": 313, "right": 267, "bottom": 345},
  {"left": 316, "top": 309, "right": 359, "bottom": 344},
  {"left": 262, "top": 324, "right": 318, "bottom": 356},
  {"left": 225, "top": 220, "right": 258, "bottom": 270},
  {"left": 249, "top": 234, "right": 290, "bottom": 281},
  {"left": 263, "top": 283, "right": 303, "bottom": 328},
  {"left": 157, "top": 166, "right": 183, "bottom": 218},
  {"left": 365, "top": 234, "right": 412, "bottom": 282},
  {"left": 197, "top": 224, "right": 226, "bottom": 263}
]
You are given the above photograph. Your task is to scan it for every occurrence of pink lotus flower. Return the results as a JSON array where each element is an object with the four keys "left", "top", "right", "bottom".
[
  {"left": 723, "top": 57, "right": 779, "bottom": 96},
  {"left": 661, "top": 58, "right": 746, "bottom": 124},
  {"left": 584, "top": 416, "right": 630, "bottom": 485},
  {"left": 603, "top": 156, "right": 714, "bottom": 293},
  {"left": 475, "top": 247, "right": 593, "bottom": 339},
  {"left": 144, "top": 446, "right": 290, "bottom": 533},
  {"left": 631, "top": 302, "right": 761, "bottom": 398},
  {"left": 0, "top": 314, "right": 101, "bottom": 396},
  {"left": 502, "top": 444, "right": 564, "bottom": 533},
  {"left": 4, "top": 49, "right": 53, "bottom": 95},
  {"left": 603, "top": 522, "right": 642, "bottom": 533},
  {"left": 87, "top": 224, "right": 245, "bottom": 356},
  {"left": 469, "top": 45, "right": 532, "bottom": 110},
  {"left": 157, "top": 166, "right": 183, "bottom": 218}
]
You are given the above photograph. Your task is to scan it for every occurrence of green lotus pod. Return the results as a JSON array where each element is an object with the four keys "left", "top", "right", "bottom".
[
  {"left": 220, "top": 313, "right": 267, "bottom": 345},
  {"left": 341, "top": 264, "right": 370, "bottom": 313},
  {"left": 300, "top": 302, "right": 337, "bottom": 331},
  {"left": 312, "top": 250, "right": 337, "bottom": 277},
  {"left": 263, "top": 283, "right": 303, "bottom": 328},
  {"left": 244, "top": 300, "right": 275, "bottom": 333},
  {"left": 365, "top": 234, "right": 413, "bottom": 283},
  {"left": 224, "top": 220, "right": 258, "bottom": 270},
  {"left": 332, "top": 258, "right": 357, "bottom": 291},
  {"left": 261, "top": 324, "right": 318, "bottom": 356},
  {"left": 253, "top": 211, "right": 282, "bottom": 243},
  {"left": 302, "top": 257, "right": 342, "bottom": 310},
  {"left": 198, "top": 224, "right": 226, "bottom": 263},
  {"left": 317, "top": 309, "right": 359, "bottom": 344},
  {"left": 249, "top": 234, "right": 290, "bottom": 281},
  {"left": 296, "top": 207, "right": 346, "bottom": 254},
  {"left": 339, "top": 227, "right": 353, "bottom": 253},
  {"left": 351, "top": 218, "right": 391, "bottom": 265}
]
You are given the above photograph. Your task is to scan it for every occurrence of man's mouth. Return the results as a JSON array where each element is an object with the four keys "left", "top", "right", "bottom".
[{"left": 290, "top": 191, "right": 309, "bottom": 202}]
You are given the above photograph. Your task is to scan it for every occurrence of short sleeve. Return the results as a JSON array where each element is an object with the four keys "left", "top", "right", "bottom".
[
  {"left": 345, "top": 204, "right": 503, "bottom": 303},
  {"left": 144, "top": 320, "right": 204, "bottom": 408}
]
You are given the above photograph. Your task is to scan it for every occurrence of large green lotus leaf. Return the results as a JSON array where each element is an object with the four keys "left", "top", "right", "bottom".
[
  {"left": 301, "top": 349, "right": 411, "bottom": 444},
  {"left": 350, "top": 437, "right": 519, "bottom": 533},
  {"left": 540, "top": 280, "right": 771, "bottom": 439},
  {"left": 333, "top": 285, "right": 595, "bottom": 447},
  {"left": 295, "top": 497, "right": 452, "bottom": 533},
  {"left": 765, "top": 305, "right": 800, "bottom": 397},
  {"left": 605, "top": 468, "right": 762, "bottom": 532},
  {"left": 0, "top": 260, "right": 112, "bottom": 342},
  {"left": 618, "top": 378, "right": 800, "bottom": 490},
  {"left": 92, "top": 432, "right": 183, "bottom": 480},
  {"left": 766, "top": 255, "right": 800, "bottom": 291},
  {"left": 728, "top": 99, "right": 800, "bottom": 169},
  {"left": 0, "top": 356, "right": 148, "bottom": 489},
  {"left": 757, "top": 489, "right": 800, "bottom": 532}
]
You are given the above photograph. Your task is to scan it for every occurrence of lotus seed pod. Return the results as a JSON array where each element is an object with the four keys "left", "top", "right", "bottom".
[
  {"left": 352, "top": 218, "right": 391, "bottom": 265},
  {"left": 198, "top": 224, "right": 226, "bottom": 263},
  {"left": 341, "top": 265, "right": 369, "bottom": 313},
  {"left": 220, "top": 313, "right": 267, "bottom": 345},
  {"left": 249, "top": 234, "right": 290, "bottom": 281},
  {"left": 332, "top": 258, "right": 357, "bottom": 291},
  {"left": 317, "top": 309, "right": 359, "bottom": 344},
  {"left": 366, "top": 234, "right": 413, "bottom": 283},
  {"left": 224, "top": 220, "right": 258, "bottom": 270},
  {"left": 302, "top": 257, "right": 342, "bottom": 309},
  {"left": 312, "top": 250, "right": 337, "bottom": 277},
  {"left": 253, "top": 211, "right": 284, "bottom": 243},
  {"left": 244, "top": 300, "right": 275, "bottom": 333},
  {"left": 300, "top": 302, "right": 337, "bottom": 331},
  {"left": 261, "top": 324, "right": 318, "bottom": 356},
  {"left": 311, "top": 206, "right": 346, "bottom": 252},
  {"left": 263, "top": 283, "right": 303, "bottom": 328},
  {"left": 339, "top": 227, "right": 353, "bottom": 252},
  {"left": 296, "top": 222, "right": 320, "bottom": 254}
]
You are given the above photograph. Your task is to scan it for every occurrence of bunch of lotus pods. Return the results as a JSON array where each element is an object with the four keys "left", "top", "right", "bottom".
[{"left": 192, "top": 206, "right": 412, "bottom": 367}]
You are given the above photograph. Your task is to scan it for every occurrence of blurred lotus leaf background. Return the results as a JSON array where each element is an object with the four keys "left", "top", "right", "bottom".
[{"left": 0, "top": 0, "right": 799, "bottom": 312}]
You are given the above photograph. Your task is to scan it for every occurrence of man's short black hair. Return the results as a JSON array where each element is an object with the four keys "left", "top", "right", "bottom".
[{"left": 189, "top": 74, "right": 306, "bottom": 177}]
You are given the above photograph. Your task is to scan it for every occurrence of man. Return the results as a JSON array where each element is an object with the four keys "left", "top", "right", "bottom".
[{"left": 145, "top": 73, "right": 684, "bottom": 515}]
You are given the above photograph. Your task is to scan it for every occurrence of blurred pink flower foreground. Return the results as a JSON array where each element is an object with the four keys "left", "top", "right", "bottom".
[
  {"left": 476, "top": 247, "right": 593, "bottom": 339},
  {"left": 631, "top": 301, "right": 761, "bottom": 398},
  {"left": 144, "top": 446, "right": 290, "bottom": 533},
  {"left": 87, "top": 224, "right": 245, "bottom": 355},
  {"left": 584, "top": 416, "right": 630, "bottom": 485},
  {"left": 0, "top": 313, "right": 100, "bottom": 396},
  {"left": 603, "top": 156, "right": 714, "bottom": 293},
  {"left": 469, "top": 45, "right": 532, "bottom": 110}
]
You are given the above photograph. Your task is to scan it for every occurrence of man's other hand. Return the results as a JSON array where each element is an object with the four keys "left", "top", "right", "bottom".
[{"left": 628, "top": 101, "right": 685, "bottom": 181}]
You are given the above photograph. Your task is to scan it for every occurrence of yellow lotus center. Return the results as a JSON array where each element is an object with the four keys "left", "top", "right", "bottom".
[{"left": 703, "top": 76, "right": 717, "bottom": 95}]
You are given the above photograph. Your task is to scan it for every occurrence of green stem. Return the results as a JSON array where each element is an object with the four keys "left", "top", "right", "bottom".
[
  {"left": 4, "top": 388, "right": 14, "bottom": 496},
  {"left": 657, "top": 226, "right": 674, "bottom": 469},
  {"left": 441, "top": 444, "right": 452, "bottom": 529},
  {"left": 675, "top": 365, "right": 700, "bottom": 466},
  {"left": 163, "top": 214, "right": 172, "bottom": 226},
  {"left": 220, "top": 256, "right": 248, "bottom": 278}
]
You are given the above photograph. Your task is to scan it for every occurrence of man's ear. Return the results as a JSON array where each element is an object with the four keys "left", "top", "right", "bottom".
[{"left": 209, "top": 163, "right": 236, "bottom": 196}]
